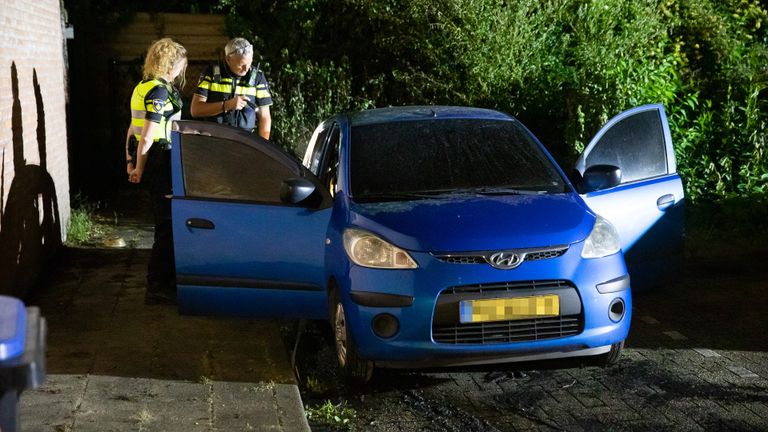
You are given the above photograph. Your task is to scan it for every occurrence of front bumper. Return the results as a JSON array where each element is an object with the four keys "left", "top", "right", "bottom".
[
  {"left": 338, "top": 243, "right": 631, "bottom": 364},
  {"left": 376, "top": 345, "right": 612, "bottom": 369}
]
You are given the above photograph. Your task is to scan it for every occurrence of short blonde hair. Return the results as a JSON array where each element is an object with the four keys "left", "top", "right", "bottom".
[{"left": 143, "top": 38, "right": 187, "bottom": 87}]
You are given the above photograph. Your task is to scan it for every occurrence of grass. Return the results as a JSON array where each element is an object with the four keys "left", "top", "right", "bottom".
[
  {"left": 132, "top": 408, "right": 154, "bottom": 431},
  {"left": 247, "top": 381, "right": 276, "bottom": 392},
  {"left": 305, "top": 400, "right": 357, "bottom": 431},
  {"left": 66, "top": 194, "right": 104, "bottom": 246},
  {"left": 305, "top": 375, "right": 328, "bottom": 394}
]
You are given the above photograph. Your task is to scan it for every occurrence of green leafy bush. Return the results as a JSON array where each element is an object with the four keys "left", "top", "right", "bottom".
[{"left": 217, "top": 0, "right": 768, "bottom": 203}]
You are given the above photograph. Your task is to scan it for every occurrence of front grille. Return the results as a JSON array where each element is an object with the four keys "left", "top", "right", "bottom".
[
  {"left": 433, "top": 316, "right": 581, "bottom": 344},
  {"left": 433, "top": 245, "right": 568, "bottom": 265},
  {"left": 443, "top": 279, "right": 571, "bottom": 295},
  {"left": 524, "top": 248, "right": 568, "bottom": 261},
  {"left": 432, "top": 280, "right": 583, "bottom": 345},
  {"left": 438, "top": 256, "right": 485, "bottom": 264}
]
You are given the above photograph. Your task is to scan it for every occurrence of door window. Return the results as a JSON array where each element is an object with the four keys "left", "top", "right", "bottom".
[
  {"left": 181, "top": 134, "right": 294, "bottom": 203},
  {"left": 320, "top": 125, "right": 341, "bottom": 196},
  {"left": 308, "top": 127, "right": 330, "bottom": 175},
  {"left": 584, "top": 110, "right": 668, "bottom": 183}
]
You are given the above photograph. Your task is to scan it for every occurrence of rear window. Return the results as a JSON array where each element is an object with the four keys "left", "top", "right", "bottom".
[{"left": 350, "top": 119, "right": 567, "bottom": 201}]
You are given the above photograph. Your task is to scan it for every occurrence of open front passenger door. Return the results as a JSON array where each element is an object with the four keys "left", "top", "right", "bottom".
[{"left": 574, "top": 104, "right": 685, "bottom": 289}]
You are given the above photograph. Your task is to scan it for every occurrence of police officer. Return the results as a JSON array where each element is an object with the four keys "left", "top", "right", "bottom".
[
  {"left": 126, "top": 38, "right": 187, "bottom": 304},
  {"left": 190, "top": 37, "right": 272, "bottom": 139}
]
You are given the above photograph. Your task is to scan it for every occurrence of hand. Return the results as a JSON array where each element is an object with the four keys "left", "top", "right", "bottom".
[
  {"left": 126, "top": 161, "right": 134, "bottom": 175},
  {"left": 226, "top": 96, "right": 249, "bottom": 111},
  {"left": 128, "top": 167, "right": 143, "bottom": 184}
]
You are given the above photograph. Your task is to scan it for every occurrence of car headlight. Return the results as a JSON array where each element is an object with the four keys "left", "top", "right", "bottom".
[
  {"left": 581, "top": 215, "right": 621, "bottom": 259},
  {"left": 343, "top": 228, "right": 418, "bottom": 269}
]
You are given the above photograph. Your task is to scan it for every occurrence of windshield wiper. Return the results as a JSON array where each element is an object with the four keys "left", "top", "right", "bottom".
[
  {"left": 473, "top": 187, "right": 546, "bottom": 195},
  {"left": 355, "top": 188, "right": 545, "bottom": 202},
  {"left": 353, "top": 192, "right": 441, "bottom": 203}
]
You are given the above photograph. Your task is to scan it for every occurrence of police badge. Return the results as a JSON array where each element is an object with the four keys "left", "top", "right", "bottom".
[{"left": 152, "top": 99, "right": 165, "bottom": 112}]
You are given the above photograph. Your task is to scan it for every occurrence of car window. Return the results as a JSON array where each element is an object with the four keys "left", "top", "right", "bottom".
[
  {"left": 350, "top": 119, "right": 567, "bottom": 200},
  {"left": 308, "top": 127, "right": 330, "bottom": 175},
  {"left": 584, "top": 110, "right": 668, "bottom": 183},
  {"left": 321, "top": 125, "right": 341, "bottom": 197},
  {"left": 181, "top": 134, "right": 294, "bottom": 203}
]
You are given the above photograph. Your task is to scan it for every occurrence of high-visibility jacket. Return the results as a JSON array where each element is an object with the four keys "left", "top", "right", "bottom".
[
  {"left": 130, "top": 78, "right": 182, "bottom": 147},
  {"left": 194, "top": 62, "right": 272, "bottom": 131}
]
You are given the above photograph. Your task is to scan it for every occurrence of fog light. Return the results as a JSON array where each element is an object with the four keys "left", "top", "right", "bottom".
[
  {"left": 372, "top": 313, "right": 399, "bottom": 339},
  {"left": 609, "top": 298, "right": 625, "bottom": 323}
]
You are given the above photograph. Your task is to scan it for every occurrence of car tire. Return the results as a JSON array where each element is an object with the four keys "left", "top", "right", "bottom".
[
  {"left": 596, "top": 341, "right": 624, "bottom": 366},
  {"left": 330, "top": 289, "right": 374, "bottom": 382}
]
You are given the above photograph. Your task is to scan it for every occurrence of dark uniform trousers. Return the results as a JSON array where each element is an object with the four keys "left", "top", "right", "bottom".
[{"left": 145, "top": 144, "right": 175, "bottom": 289}]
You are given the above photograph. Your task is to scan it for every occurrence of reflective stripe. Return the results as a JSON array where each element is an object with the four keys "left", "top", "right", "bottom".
[
  {"left": 201, "top": 74, "right": 233, "bottom": 84},
  {"left": 197, "top": 79, "right": 212, "bottom": 92},
  {"left": 164, "top": 111, "right": 181, "bottom": 142},
  {"left": 198, "top": 75, "right": 232, "bottom": 85},
  {"left": 209, "top": 82, "right": 233, "bottom": 93},
  {"left": 208, "top": 82, "right": 265, "bottom": 98}
]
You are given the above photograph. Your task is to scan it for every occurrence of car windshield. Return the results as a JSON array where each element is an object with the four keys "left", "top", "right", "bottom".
[{"left": 350, "top": 118, "right": 568, "bottom": 202}]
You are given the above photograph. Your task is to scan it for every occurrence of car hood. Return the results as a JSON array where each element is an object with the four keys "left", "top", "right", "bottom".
[{"left": 348, "top": 193, "right": 595, "bottom": 252}]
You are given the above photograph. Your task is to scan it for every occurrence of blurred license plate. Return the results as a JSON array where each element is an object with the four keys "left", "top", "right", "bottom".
[{"left": 460, "top": 295, "right": 560, "bottom": 323}]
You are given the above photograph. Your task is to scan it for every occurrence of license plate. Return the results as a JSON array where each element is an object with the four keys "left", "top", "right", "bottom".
[{"left": 459, "top": 295, "right": 560, "bottom": 323}]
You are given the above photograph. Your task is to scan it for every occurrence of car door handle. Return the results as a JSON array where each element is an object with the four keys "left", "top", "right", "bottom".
[
  {"left": 186, "top": 218, "right": 215, "bottom": 230},
  {"left": 656, "top": 194, "right": 675, "bottom": 211}
]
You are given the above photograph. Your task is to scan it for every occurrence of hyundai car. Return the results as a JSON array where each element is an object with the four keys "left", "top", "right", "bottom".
[{"left": 169, "top": 105, "right": 684, "bottom": 381}]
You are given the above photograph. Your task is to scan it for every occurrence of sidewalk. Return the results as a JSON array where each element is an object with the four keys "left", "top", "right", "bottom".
[{"left": 18, "top": 188, "right": 310, "bottom": 431}]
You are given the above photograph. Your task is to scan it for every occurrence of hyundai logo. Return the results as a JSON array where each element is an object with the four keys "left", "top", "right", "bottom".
[{"left": 487, "top": 252, "right": 523, "bottom": 269}]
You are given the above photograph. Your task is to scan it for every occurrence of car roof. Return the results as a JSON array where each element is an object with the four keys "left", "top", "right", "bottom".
[{"left": 346, "top": 105, "right": 513, "bottom": 127}]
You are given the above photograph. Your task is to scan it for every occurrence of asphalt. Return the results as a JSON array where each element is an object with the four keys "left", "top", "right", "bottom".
[{"left": 17, "top": 188, "right": 311, "bottom": 432}]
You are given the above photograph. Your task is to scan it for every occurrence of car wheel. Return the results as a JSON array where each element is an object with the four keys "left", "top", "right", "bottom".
[
  {"left": 596, "top": 341, "right": 624, "bottom": 366},
  {"left": 331, "top": 290, "right": 374, "bottom": 382}
]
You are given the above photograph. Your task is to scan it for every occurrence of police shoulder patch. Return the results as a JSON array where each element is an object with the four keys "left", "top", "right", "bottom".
[{"left": 151, "top": 99, "right": 165, "bottom": 112}]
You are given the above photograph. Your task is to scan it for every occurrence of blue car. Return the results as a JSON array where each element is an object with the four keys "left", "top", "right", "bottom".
[{"left": 170, "top": 105, "right": 684, "bottom": 381}]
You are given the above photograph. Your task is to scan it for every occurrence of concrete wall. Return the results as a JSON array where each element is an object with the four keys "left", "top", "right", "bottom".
[{"left": 0, "top": 0, "right": 70, "bottom": 296}]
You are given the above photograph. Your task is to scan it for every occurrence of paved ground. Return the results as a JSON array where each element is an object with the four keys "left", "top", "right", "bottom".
[
  {"left": 17, "top": 195, "right": 310, "bottom": 432},
  {"left": 15, "top": 189, "right": 768, "bottom": 431},
  {"left": 296, "top": 241, "right": 768, "bottom": 431}
]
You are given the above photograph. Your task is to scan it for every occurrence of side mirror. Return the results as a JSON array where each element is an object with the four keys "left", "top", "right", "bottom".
[
  {"left": 581, "top": 165, "right": 622, "bottom": 193},
  {"left": 280, "top": 178, "right": 319, "bottom": 206}
]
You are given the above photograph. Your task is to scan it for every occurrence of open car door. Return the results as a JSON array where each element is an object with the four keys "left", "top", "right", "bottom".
[
  {"left": 574, "top": 104, "right": 685, "bottom": 289},
  {"left": 170, "top": 121, "right": 332, "bottom": 318}
]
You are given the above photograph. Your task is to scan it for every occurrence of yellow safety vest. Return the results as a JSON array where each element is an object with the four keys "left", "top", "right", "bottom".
[{"left": 129, "top": 78, "right": 181, "bottom": 146}]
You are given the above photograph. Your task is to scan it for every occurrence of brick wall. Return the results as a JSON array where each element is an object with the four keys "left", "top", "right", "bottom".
[{"left": 0, "top": 0, "right": 70, "bottom": 296}]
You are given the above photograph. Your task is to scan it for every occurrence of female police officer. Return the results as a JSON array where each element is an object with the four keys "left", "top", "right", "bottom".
[{"left": 125, "top": 38, "right": 187, "bottom": 304}]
